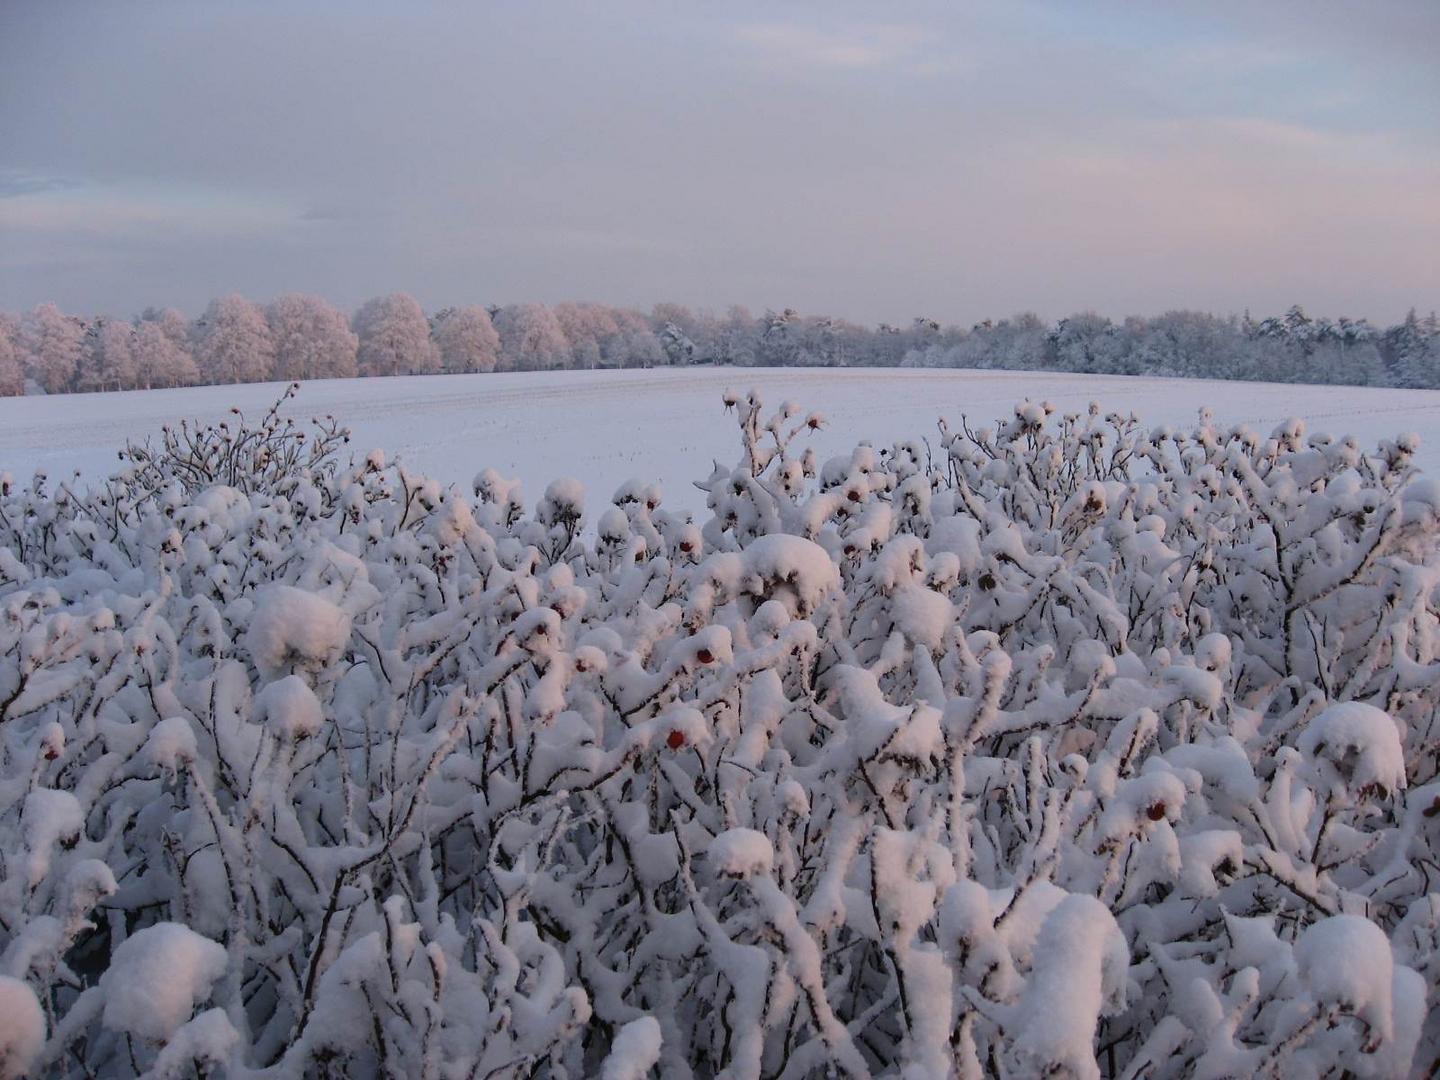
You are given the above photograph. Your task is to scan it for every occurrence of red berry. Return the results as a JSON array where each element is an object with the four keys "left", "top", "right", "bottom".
[
  {"left": 696, "top": 648, "right": 715, "bottom": 665},
  {"left": 666, "top": 730, "right": 685, "bottom": 750},
  {"left": 1146, "top": 802, "right": 1167, "bottom": 822}
]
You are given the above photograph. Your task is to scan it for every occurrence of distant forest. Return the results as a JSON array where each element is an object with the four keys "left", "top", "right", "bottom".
[{"left": 1, "top": 296, "right": 1436, "bottom": 396}]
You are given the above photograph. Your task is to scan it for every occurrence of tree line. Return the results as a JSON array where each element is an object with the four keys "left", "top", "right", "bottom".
[{"left": 0, "top": 293, "right": 1435, "bottom": 396}]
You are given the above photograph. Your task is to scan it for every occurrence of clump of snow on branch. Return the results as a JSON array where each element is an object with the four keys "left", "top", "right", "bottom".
[
  {"left": 99, "top": 923, "right": 229, "bottom": 1043},
  {"left": 0, "top": 388, "right": 1436, "bottom": 1076}
]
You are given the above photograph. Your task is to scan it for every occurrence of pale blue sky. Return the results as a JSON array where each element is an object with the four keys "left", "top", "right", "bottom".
[{"left": 1, "top": 0, "right": 1435, "bottom": 324}]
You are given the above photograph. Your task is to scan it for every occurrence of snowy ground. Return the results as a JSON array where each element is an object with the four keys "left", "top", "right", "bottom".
[
  {"left": 4, "top": 365, "right": 1437, "bottom": 1074},
  {"left": 5, "top": 367, "right": 1440, "bottom": 512}
]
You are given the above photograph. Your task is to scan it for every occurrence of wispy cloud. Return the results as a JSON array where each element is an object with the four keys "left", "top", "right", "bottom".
[
  {"left": 298, "top": 202, "right": 397, "bottom": 224},
  {"left": 298, "top": 205, "right": 352, "bottom": 223},
  {"left": 1144, "top": 115, "right": 1438, "bottom": 167},
  {"left": 0, "top": 169, "right": 81, "bottom": 199},
  {"left": 735, "top": 23, "right": 929, "bottom": 71},
  {"left": 0, "top": 181, "right": 294, "bottom": 238}
]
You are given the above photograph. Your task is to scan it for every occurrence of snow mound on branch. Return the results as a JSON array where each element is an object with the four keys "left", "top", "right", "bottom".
[
  {"left": 1009, "top": 894, "right": 1129, "bottom": 1079},
  {"left": 65, "top": 858, "right": 119, "bottom": 914},
  {"left": 600, "top": 1015, "right": 663, "bottom": 1080},
  {"left": 252, "top": 674, "right": 324, "bottom": 740},
  {"left": 1298, "top": 702, "right": 1406, "bottom": 800},
  {"left": 244, "top": 585, "right": 351, "bottom": 680},
  {"left": 0, "top": 975, "right": 44, "bottom": 1080},
  {"left": 100, "top": 923, "right": 228, "bottom": 1041},
  {"left": 147, "top": 1008, "right": 240, "bottom": 1079},
  {"left": 1099, "top": 770, "right": 1187, "bottom": 840},
  {"left": 740, "top": 533, "right": 840, "bottom": 615},
  {"left": 890, "top": 583, "right": 953, "bottom": 650},
  {"left": 147, "top": 715, "right": 199, "bottom": 776},
  {"left": 1296, "top": 915, "right": 1397, "bottom": 1043},
  {"left": 23, "top": 788, "right": 83, "bottom": 887},
  {"left": 709, "top": 828, "right": 774, "bottom": 879},
  {"left": 540, "top": 477, "right": 585, "bottom": 523},
  {"left": 191, "top": 485, "right": 251, "bottom": 530}
]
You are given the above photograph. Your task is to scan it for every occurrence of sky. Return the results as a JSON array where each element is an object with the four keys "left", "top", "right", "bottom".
[{"left": 1, "top": 0, "right": 1436, "bottom": 326}]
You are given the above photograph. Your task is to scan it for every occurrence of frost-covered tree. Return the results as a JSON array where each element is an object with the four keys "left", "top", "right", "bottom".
[
  {"left": 757, "top": 307, "right": 801, "bottom": 366},
  {"left": 1408, "top": 327, "right": 1440, "bottom": 389},
  {"left": 431, "top": 304, "right": 501, "bottom": 373},
  {"left": 713, "top": 304, "right": 759, "bottom": 366},
  {"left": 353, "top": 292, "right": 440, "bottom": 377},
  {"left": 800, "top": 312, "right": 867, "bottom": 367},
  {"left": 658, "top": 320, "right": 695, "bottom": 365},
  {"left": 0, "top": 313, "right": 25, "bottom": 396},
  {"left": 21, "top": 302, "right": 86, "bottom": 393},
  {"left": 651, "top": 302, "right": 705, "bottom": 362},
  {"left": 493, "top": 302, "right": 570, "bottom": 371},
  {"left": 267, "top": 293, "right": 358, "bottom": 381},
  {"left": 133, "top": 318, "right": 200, "bottom": 388},
  {"left": 81, "top": 317, "right": 138, "bottom": 391},
  {"left": 6, "top": 296, "right": 1440, "bottom": 395},
  {"left": 607, "top": 307, "right": 663, "bottom": 368},
  {"left": 139, "top": 305, "right": 192, "bottom": 349},
  {"left": 1129, "top": 310, "right": 1236, "bottom": 379},
  {"left": 553, "top": 302, "right": 619, "bottom": 369},
  {"left": 1307, "top": 333, "right": 1388, "bottom": 387},
  {"left": 681, "top": 308, "right": 726, "bottom": 364},
  {"left": 193, "top": 294, "right": 276, "bottom": 384},
  {"left": 1388, "top": 309, "right": 1439, "bottom": 389},
  {"left": 1048, "top": 312, "right": 1127, "bottom": 374}
]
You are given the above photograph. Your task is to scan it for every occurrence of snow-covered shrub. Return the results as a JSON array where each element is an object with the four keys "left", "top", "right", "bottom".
[
  {"left": 0, "top": 391, "right": 1437, "bottom": 1076},
  {"left": 107, "top": 381, "right": 350, "bottom": 504}
]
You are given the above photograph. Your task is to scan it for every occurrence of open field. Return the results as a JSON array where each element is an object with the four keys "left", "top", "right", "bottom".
[{"left": 4, "top": 368, "right": 1440, "bottom": 507}]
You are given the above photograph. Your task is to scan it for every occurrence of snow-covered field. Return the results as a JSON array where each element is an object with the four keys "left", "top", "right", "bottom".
[{"left": 5, "top": 368, "right": 1440, "bottom": 503}]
